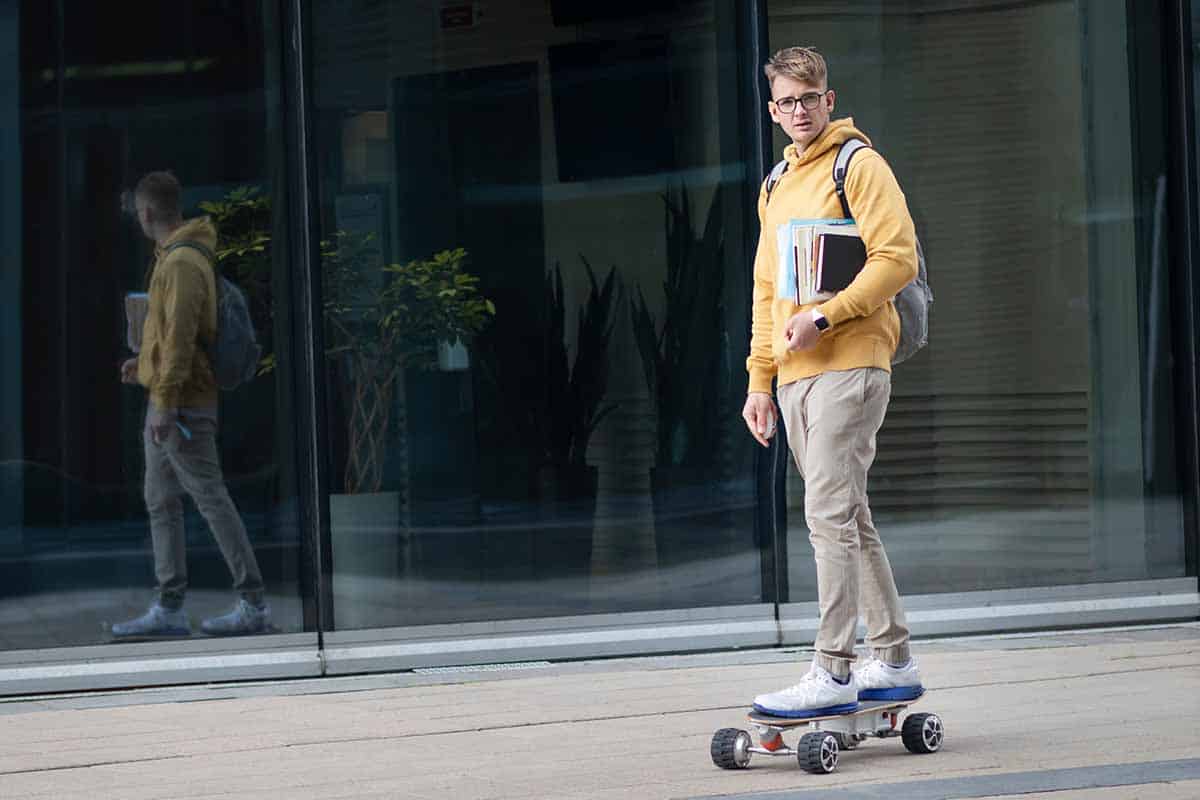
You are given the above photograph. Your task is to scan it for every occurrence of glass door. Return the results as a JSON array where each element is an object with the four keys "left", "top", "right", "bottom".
[{"left": 308, "top": 0, "right": 766, "bottom": 631}]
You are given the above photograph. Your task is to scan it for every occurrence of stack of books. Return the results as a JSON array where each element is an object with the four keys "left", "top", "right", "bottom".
[
  {"left": 125, "top": 292, "right": 149, "bottom": 353},
  {"left": 775, "top": 219, "right": 867, "bottom": 305}
]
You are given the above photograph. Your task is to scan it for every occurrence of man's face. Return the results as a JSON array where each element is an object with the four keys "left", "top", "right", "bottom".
[
  {"left": 768, "top": 75, "right": 835, "bottom": 152},
  {"left": 134, "top": 194, "right": 154, "bottom": 239}
]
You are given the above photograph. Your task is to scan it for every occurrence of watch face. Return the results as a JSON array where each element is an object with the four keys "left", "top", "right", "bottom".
[{"left": 815, "top": 315, "right": 830, "bottom": 331}]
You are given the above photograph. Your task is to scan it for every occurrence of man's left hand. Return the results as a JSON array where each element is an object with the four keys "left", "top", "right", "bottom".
[
  {"left": 147, "top": 407, "right": 178, "bottom": 445},
  {"left": 785, "top": 310, "right": 822, "bottom": 352}
]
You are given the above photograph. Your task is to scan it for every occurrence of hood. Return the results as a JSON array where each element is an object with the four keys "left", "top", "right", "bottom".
[
  {"left": 161, "top": 216, "right": 218, "bottom": 252},
  {"left": 783, "top": 118, "right": 873, "bottom": 169}
]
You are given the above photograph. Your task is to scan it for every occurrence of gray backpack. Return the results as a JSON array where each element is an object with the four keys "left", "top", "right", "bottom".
[
  {"left": 163, "top": 240, "right": 262, "bottom": 390},
  {"left": 765, "top": 139, "right": 932, "bottom": 365}
]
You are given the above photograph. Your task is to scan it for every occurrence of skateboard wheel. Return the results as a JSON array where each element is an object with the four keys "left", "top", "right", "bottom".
[
  {"left": 901, "top": 712, "right": 944, "bottom": 754},
  {"left": 711, "top": 728, "right": 752, "bottom": 770},
  {"left": 798, "top": 731, "right": 839, "bottom": 774}
]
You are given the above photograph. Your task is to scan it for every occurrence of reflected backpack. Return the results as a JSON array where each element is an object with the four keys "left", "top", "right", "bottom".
[
  {"left": 765, "top": 138, "right": 933, "bottom": 365},
  {"left": 163, "top": 240, "right": 262, "bottom": 390}
]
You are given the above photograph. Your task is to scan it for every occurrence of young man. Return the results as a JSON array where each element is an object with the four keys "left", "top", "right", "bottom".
[
  {"left": 112, "top": 171, "right": 271, "bottom": 638},
  {"left": 742, "top": 48, "right": 922, "bottom": 716}
]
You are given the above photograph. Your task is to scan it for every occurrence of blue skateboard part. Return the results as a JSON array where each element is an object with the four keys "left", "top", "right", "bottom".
[
  {"left": 752, "top": 701, "right": 860, "bottom": 719},
  {"left": 858, "top": 686, "right": 925, "bottom": 702}
]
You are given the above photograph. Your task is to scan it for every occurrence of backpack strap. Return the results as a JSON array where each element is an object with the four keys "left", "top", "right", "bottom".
[
  {"left": 764, "top": 158, "right": 789, "bottom": 204},
  {"left": 832, "top": 138, "right": 871, "bottom": 219},
  {"left": 163, "top": 240, "right": 220, "bottom": 346},
  {"left": 164, "top": 240, "right": 216, "bottom": 264}
]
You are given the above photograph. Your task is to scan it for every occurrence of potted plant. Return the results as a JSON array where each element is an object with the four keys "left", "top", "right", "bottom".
[
  {"left": 199, "top": 189, "right": 495, "bottom": 613},
  {"left": 478, "top": 257, "right": 621, "bottom": 579},
  {"left": 631, "top": 184, "right": 744, "bottom": 572},
  {"left": 323, "top": 237, "right": 493, "bottom": 492},
  {"left": 321, "top": 234, "right": 494, "bottom": 620}
]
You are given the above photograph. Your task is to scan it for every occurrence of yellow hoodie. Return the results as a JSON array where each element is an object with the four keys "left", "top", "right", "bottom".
[
  {"left": 137, "top": 217, "right": 220, "bottom": 411},
  {"left": 746, "top": 118, "right": 918, "bottom": 394}
]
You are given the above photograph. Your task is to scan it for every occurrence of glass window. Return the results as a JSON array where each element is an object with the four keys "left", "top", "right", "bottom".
[
  {"left": 0, "top": 0, "right": 305, "bottom": 649},
  {"left": 311, "top": 1, "right": 763, "bottom": 629},
  {"left": 767, "top": 1, "right": 1188, "bottom": 597}
]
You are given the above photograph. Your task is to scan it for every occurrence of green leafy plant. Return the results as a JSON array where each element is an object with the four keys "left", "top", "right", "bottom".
[
  {"left": 198, "top": 187, "right": 494, "bottom": 495},
  {"left": 631, "top": 184, "right": 725, "bottom": 469},
  {"left": 323, "top": 236, "right": 494, "bottom": 494},
  {"left": 198, "top": 187, "right": 275, "bottom": 362}
]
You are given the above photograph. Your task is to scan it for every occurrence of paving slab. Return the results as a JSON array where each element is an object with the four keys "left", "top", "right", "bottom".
[
  {"left": 0, "top": 624, "right": 1194, "bottom": 799},
  {"left": 971, "top": 782, "right": 1200, "bottom": 800}
]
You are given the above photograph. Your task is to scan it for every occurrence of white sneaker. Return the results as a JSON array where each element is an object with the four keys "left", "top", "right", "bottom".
[
  {"left": 854, "top": 656, "right": 924, "bottom": 701},
  {"left": 111, "top": 603, "right": 191, "bottom": 639},
  {"left": 200, "top": 599, "right": 272, "bottom": 636},
  {"left": 753, "top": 665, "right": 859, "bottom": 718}
]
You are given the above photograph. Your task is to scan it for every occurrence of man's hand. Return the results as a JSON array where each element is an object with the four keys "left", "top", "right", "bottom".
[
  {"left": 120, "top": 357, "right": 139, "bottom": 385},
  {"left": 784, "top": 309, "right": 822, "bottom": 352},
  {"left": 742, "top": 392, "right": 777, "bottom": 448},
  {"left": 147, "top": 406, "right": 178, "bottom": 445}
]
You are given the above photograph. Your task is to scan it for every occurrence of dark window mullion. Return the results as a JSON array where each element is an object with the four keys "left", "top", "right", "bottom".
[{"left": 280, "top": 0, "right": 334, "bottom": 637}]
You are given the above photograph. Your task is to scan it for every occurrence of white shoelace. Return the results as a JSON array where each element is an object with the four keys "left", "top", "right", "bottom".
[{"left": 858, "top": 657, "right": 887, "bottom": 680}]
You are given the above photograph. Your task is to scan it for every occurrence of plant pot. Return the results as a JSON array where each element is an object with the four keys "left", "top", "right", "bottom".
[{"left": 330, "top": 491, "right": 403, "bottom": 630}]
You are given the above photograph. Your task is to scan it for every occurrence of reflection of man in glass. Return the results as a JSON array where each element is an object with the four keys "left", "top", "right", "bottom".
[
  {"left": 112, "top": 171, "right": 271, "bottom": 639},
  {"left": 743, "top": 48, "right": 923, "bottom": 716}
]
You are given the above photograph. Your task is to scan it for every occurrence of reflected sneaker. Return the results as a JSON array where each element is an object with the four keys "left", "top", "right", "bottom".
[
  {"left": 111, "top": 603, "right": 191, "bottom": 639},
  {"left": 200, "top": 599, "right": 271, "bottom": 636},
  {"left": 854, "top": 656, "right": 924, "bottom": 701},
  {"left": 753, "top": 665, "right": 859, "bottom": 718}
]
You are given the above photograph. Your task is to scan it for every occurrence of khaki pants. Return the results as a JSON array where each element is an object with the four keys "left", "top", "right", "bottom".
[
  {"left": 144, "top": 416, "right": 264, "bottom": 609},
  {"left": 777, "top": 368, "right": 910, "bottom": 678}
]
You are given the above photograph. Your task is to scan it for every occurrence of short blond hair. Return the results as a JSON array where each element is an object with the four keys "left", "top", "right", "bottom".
[{"left": 763, "top": 47, "right": 828, "bottom": 89}]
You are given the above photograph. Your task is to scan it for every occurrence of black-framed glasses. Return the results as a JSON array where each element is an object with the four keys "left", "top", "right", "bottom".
[{"left": 772, "top": 91, "right": 829, "bottom": 114}]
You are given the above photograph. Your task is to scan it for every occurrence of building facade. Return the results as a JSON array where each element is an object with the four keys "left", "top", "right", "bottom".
[{"left": 0, "top": 0, "right": 1197, "bottom": 693}]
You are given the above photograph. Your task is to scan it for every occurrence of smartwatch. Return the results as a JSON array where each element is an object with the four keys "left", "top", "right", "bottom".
[{"left": 812, "top": 309, "right": 830, "bottom": 332}]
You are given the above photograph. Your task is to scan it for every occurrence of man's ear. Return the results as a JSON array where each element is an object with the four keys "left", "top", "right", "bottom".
[{"left": 825, "top": 89, "right": 836, "bottom": 112}]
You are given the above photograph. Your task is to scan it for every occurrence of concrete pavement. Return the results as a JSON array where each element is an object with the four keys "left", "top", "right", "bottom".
[{"left": 0, "top": 623, "right": 1196, "bottom": 799}]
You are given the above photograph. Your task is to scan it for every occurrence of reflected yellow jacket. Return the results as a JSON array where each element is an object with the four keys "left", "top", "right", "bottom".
[
  {"left": 746, "top": 119, "right": 918, "bottom": 394},
  {"left": 137, "top": 217, "right": 219, "bottom": 411}
]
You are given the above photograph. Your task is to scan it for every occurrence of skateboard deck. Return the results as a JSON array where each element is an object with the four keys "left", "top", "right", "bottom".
[{"left": 748, "top": 695, "right": 922, "bottom": 727}]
